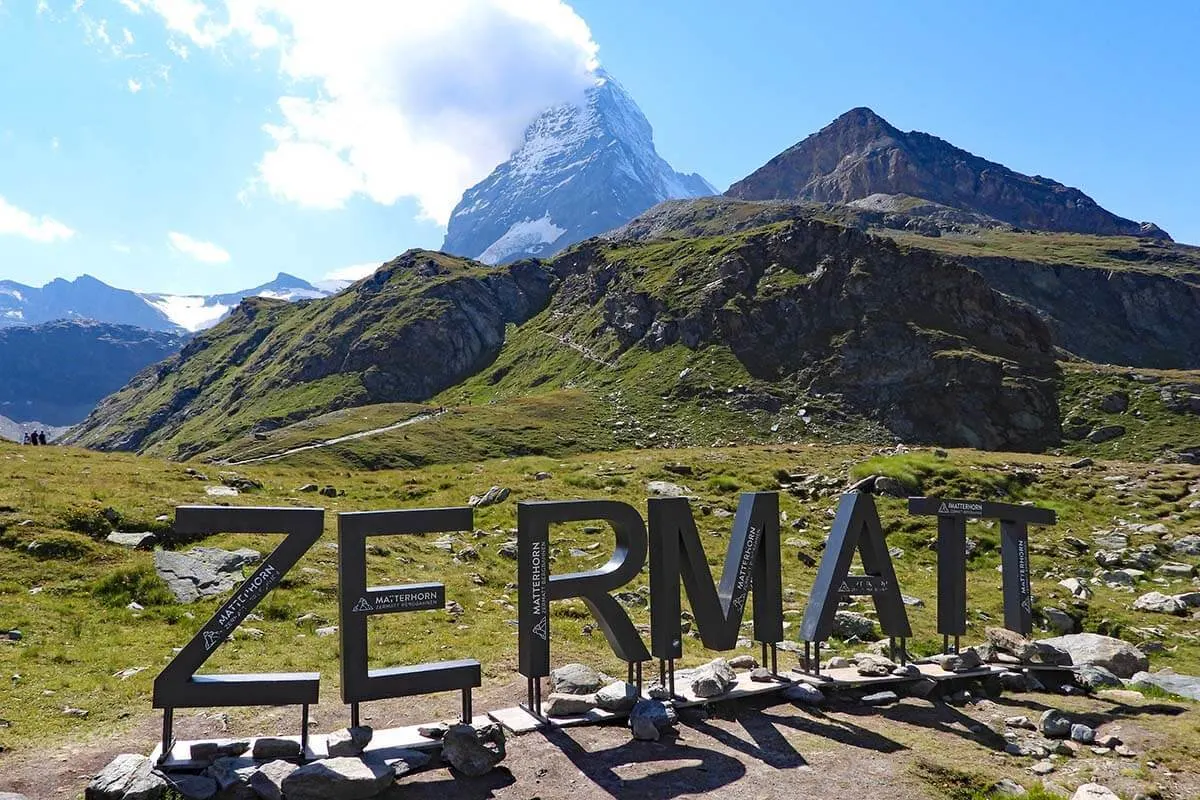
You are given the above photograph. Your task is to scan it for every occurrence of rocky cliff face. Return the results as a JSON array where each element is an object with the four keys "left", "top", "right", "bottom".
[
  {"left": 727, "top": 107, "right": 1169, "bottom": 240},
  {"left": 63, "top": 252, "right": 556, "bottom": 457},
  {"left": 0, "top": 320, "right": 184, "bottom": 425},
  {"left": 442, "top": 71, "right": 713, "bottom": 265}
]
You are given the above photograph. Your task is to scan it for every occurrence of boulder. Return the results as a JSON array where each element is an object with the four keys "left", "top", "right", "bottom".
[
  {"left": 164, "top": 775, "right": 216, "bottom": 800},
  {"left": 153, "top": 547, "right": 262, "bottom": 604},
  {"left": 782, "top": 683, "right": 825, "bottom": 705},
  {"left": 927, "top": 649, "right": 982, "bottom": 673},
  {"left": 1058, "top": 578, "right": 1092, "bottom": 600},
  {"left": 1126, "top": 670, "right": 1200, "bottom": 701},
  {"left": 986, "top": 627, "right": 1037, "bottom": 661},
  {"left": 594, "top": 681, "right": 640, "bottom": 713},
  {"left": 468, "top": 486, "right": 510, "bottom": 507},
  {"left": 543, "top": 693, "right": 597, "bottom": 717},
  {"left": 1076, "top": 664, "right": 1123, "bottom": 691},
  {"left": 85, "top": 754, "right": 167, "bottom": 800},
  {"left": 690, "top": 658, "right": 737, "bottom": 698},
  {"left": 629, "top": 699, "right": 677, "bottom": 741},
  {"left": 440, "top": 723, "right": 506, "bottom": 777},
  {"left": 1042, "top": 607, "right": 1077, "bottom": 635},
  {"left": 247, "top": 760, "right": 297, "bottom": 800},
  {"left": 1038, "top": 634, "right": 1147, "bottom": 678},
  {"left": 551, "top": 663, "right": 603, "bottom": 695},
  {"left": 1070, "top": 723, "right": 1095, "bottom": 744},
  {"left": 1040, "top": 709, "right": 1072, "bottom": 739},
  {"left": 105, "top": 531, "right": 157, "bottom": 549},
  {"left": 1171, "top": 535, "right": 1200, "bottom": 555},
  {"left": 861, "top": 690, "right": 898, "bottom": 706},
  {"left": 855, "top": 654, "right": 896, "bottom": 677},
  {"left": 189, "top": 741, "right": 249, "bottom": 762},
  {"left": 280, "top": 756, "right": 393, "bottom": 800},
  {"left": 1133, "top": 591, "right": 1187, "bottom": 615},
  {"left": 326, "top": 726, "right": 373, "bottom": 757},
  {"left": 1070, "top": 785, "right": 1120, "bottom": 800},
  {"left": 206, "top": 758, "right": 257, "bottom": 792},
  {"left": 250, "top": 737, "right": 301, "bottom": 760},
  {"left": 833, "top": 610, "right": 877, "bottom": 640}
]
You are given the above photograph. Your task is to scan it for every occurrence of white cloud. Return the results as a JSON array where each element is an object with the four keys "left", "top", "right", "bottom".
[
  {"left": 119, "top": 0, "right": 142, "bottom": 12},
  {"left": 123, "top": 27, "right": 134, "bottom": 44},
  {"left": 127, "top": 77, "right": 142, "bottom": 92},
  {"left": 0, "top": 195, "right": 75, "bottom": 243},
  {"left": 36, "top": 0, "right": 50, "bottom": 15},
  {"left": 166, "top": 38, "right": 189, "bottom": 59},
  {"left": 168, "top": 231, "right": 230, "bottom": 263},
  {"left": 134, "top": 1, "right": 600, "bottom": 225},
  {"left": 112, "top": 242, "right": 132, "bottom": 253},
  {"left": 323, "top": 261, "right": 380, "bottom": 283},
  {"left": 50, "top": 136, "right": 60, "bottom": 151}
]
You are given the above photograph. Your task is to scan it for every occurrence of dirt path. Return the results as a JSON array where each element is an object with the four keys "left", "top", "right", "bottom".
[
  {"left": 224, "top": 410, "right": 445, "bottom": 466},
  {"left": 2, "top": 682, "right": 1196, "bottom": 800}
]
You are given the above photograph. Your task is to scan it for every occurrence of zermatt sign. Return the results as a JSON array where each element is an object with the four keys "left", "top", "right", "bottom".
[{"left": 150, "top": 491, "right": 1055, "bottom": 757}]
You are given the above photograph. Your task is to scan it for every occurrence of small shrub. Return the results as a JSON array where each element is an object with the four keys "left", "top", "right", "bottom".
[
  {"left": 60, "top": 502, "right": 114, "bottom": 539},
  {"left": 92, "top": 566, "right": 175, "bottom": 607},
  {"left": 707, "top": 475, "right": 741, "bottom": 493},
  {"left": 25, "top": 534, "right": 95, "bottom": 561}
]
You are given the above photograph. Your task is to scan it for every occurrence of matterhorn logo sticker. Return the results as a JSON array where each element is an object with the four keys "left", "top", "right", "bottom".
[{"left": 353, "top": 597, "right": 373, "bottom": 613}]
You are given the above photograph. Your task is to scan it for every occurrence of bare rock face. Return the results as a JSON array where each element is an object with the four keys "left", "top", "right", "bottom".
[
  {"left": 1038, "top": 633, "right": 1147, "bottom": 678},
  {"left": 727, "top": 107, "right": 1169, "bottom": 240},
  {"left": 85, "top": 754, "right": 168, "bottom": 800},
  {"left": 280, "top": 756, "right": 393, "bottom": 800}
]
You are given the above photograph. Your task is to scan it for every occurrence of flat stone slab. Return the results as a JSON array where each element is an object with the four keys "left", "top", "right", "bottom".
[{"left": 791, "top": 663, "right": 1007, "bottom": 688}]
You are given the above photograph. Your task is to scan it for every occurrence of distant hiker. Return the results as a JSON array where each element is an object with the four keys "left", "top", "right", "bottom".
[
  {"left": 22, "top": 433, "right": 30, "bottom": 445},
  {"left": 37, "top": 431, "right": 47, "bottom": 446},
  {"left": 29, "top": 432, "right": 38, "bottom": 446}
]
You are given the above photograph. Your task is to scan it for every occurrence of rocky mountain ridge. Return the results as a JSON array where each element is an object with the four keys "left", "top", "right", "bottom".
[
  {"left": 441, "top": 71, "right": 713, "bottom": 265},
  {"left": 727, "top": 107, "right": 1170, "bottom": 241}
]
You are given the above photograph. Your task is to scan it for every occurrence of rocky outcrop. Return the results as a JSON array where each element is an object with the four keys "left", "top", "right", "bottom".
[
  {"left": 1038, "top": 633, "right": 1148, "bottom": 678},
  {"left": 727, "top": 107, "right": 1169, "bottom": 240}
]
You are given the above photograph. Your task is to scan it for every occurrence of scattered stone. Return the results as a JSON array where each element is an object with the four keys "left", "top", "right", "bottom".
[
  {"left": 854, "top": 654, "right": 896, "bottom": 677},
  {"left": 690, "top": 658, "right": 737, "bottom": 698},
  {"left": 1076, "top": 664, "right": 1123, "bottom": 691},
  {"left": 105, "top": 531, "right": 157, "bottom": 549},
  {"left": 647, "top": 481, "right": 692, "bottom": 497},
  {"left": 62, "top": 707, "right": 89, "bottom": 718},
  {"left": 85, "top": 754, "right": 167, "bottom": 800},
  {"left": 417, "top": 723, "right": 449, "bottom": 740},
  {"left": 891, "top": 664, "right": 920, "bottom": 677},
  {"left": 551, "top": 663, "right": 603, "bottom": 695},
  {"left": 1127, "top": 669, "right": 1200, "bottom": 700},
  {"left": 1171, "top": 535, "right": 1200, "bottom": 556},
  {"left": 999, "top": 671, "right": 1032, "bottom": 692},
  {"left": 544, "top": 693, "right": 597, "bottom": 717},
  {"left": 315, "top": 626, "right": 337, "bottom": 637},
  {"left": 498, "top": 540, "right": 518, "bottom": 559},
  {"left": 1133, "top": 591, "right": 1187, "bottom": 615},
  {"left": 1040, "top": 709, "right": 1072, "bottom": 738},
  {"left": 189, "top": 740, "right": 249, "bottom": 762},
  {"left": 749, "top": 667, "right": 774, "bottom": 682},
  {"left": 468, "top": 486, "right": 510, "bottom": 507},
  {"left": 297, "top": 484, "right": 319, "bottom": 493},
  {"left": 928, "top": 649, "right": 982, "bottom": 673},
  {"left": 533, "top": 472, "right": 552, "bottom": 481},
  {"left": 991, "top": 778, "right": 1027, "bottom": 797},
  {"left": 1005, "top": 715, "right": 1035, "bottom": 730},
  {"left": 1070, "top": 785, "right": 1120, "bottom": 800},
  {"left": 1038, "top": 634, "right": 1147, "bottom": 678},
  {"left": 1030, "top": 760, "right": 1055, "bottom": 776},
  {"left": 1115, "top": 744, "right": 1137, "bottom": 757},
  {"left": 1042, "top": 607, "right": 1077, "bottom": 635},
  {"left": 219, "top": 472, "right": 263, "bottom": 491},
  {"left": 833, "top": 610, "right": 877, "bottom": 640},
  {"left": 319, "top": 486, "right": 338, "bottom": 498},
  {"left": 251, "top": 737, "right": 301, "bottom": 760},
  {"left": 1067, "top": 458, "right": 1094, "bottom": 469},
  {"left": 280, "top": 756, "right": 393, "bottom": 800},
  {"left": 385, "top": 748, "right": 432, "bottom": 777},
  {"left": 629, "top": 699, "right": 677, "bottom": 741},
  {"left": 1070, "top": 723, "right": 1096, "bottom": 744},
  {"left": 595, "top": 681, "right": 640, "bottom": 713},
  {"left": 1087, "top": 425, "right": 1125, "bottom": 444},
  {"left": 1058, "top": 578, "right": 1093, "bottom": 600},
  {"left": 727, "top": 655, "right": 758, "bottom": 669},
  {"left": 782, "top": 683, "right": 825, "bottom": 705},
  {"left": 1155, "top": 562, "right": 1195, "bottom": 578},
  {"left": 205, "top": 757, "right": 257, "bottom": 792},
  {"left": 441, "top": 723, "right": 506, "bottom": 776},
  {"left": 205, "top": 485, "right": 239, "bottom": 497},
  {"left": 824, "top": 656, "right": 852, "bottom": 669},
  {"left": 861, "top": 690, "right": 897, "bottom": 706},
  {"left": 248, "top": 759, "right": 297, "bottom": 800},
  {"left": 326, "top": 726, "right": 373, "bottom": 757},
  {"left": 165, "top": 774, "right": 217, "bottom": 800}
]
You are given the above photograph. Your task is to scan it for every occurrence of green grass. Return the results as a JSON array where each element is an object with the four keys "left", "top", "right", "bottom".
[{"left": 0, "top": 439, "right": 1197, "bottom": 757}]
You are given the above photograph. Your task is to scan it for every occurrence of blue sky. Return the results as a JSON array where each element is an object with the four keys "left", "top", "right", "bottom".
[{"left": 0, "top": 1, "right": 1196, "bottom": 294}]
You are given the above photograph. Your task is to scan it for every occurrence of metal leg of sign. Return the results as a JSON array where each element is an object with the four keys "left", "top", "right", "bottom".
[
  {"left": 954, "top": 635, "right": 961, "bottom": 654},
  {"left": 943, "top": 634, "right": 949, "bottom": 655},
  {"left": 814, "top": 642, "right": 821, "bottom": 676},
  {"left": 635, "top": 661, "right": 643, "bottom": 693},
  {"left": 159, "top": 708, "right": 174, "bottom": 764},
  {"left": 668, "top": 658, "right": 676, "bottom": 699},
  {"left": 804, "top": 641, "right": 811, "bottom": 673},
  {"left": 761, "top": 641, "right": 768, "bottom": 673},
  {"left": 350, "top": 702, "right": 361, "bottom": 729},
  {"left": 300, "top": 704, "right": 310, "bottom": 759},
  {"left": 899, "top": 638, "right": 908, "bottom": 666},
  {"left": 461, "top": 688, "right": 472, "bottom": 724},
  {"left": 626, "top": 661, "right": 634, "bottom": 684},
  {"left": 770, "top": 643, "right": 778, "bottom": 677},
  {"left": 889, "top": 636, "right": 896, "bottom": 662}
]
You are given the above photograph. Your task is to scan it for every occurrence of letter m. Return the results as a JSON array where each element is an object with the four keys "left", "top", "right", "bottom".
[{"left": 648, "top": 492, "right": 781, "bottom": 658}]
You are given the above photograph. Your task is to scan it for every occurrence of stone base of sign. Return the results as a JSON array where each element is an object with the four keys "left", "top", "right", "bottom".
[
  {"left": 489, "top": 671, "right": 793, "bottom": 734},
  {"left": 790, "top": 663, "right": 1007, "bottom": 688},
  {"left": 151, "top": 715, "right": 493, "bottom": 769}
]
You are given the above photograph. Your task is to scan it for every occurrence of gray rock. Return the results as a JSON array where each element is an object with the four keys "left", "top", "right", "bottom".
[
  {"left": 497, "top": 540, "right": 518, "bottom": 559},
  {"left": 280, "top": 756, "right": 393, "bottom": 800},
  {"left": 928, "top": 649, "right": 982, "bottom": 673},
  {"left": 247, "top": 760, "right": 297, "bottom": 800},
  {"left": 1133, "top": 591, "right": 1187, "bottom": 615},
  {"left": 1040, "top": 709, "right": 1072, "bottom": 738},
  {"left": 825, "top": 656, "right": 852, "bottom": 669},
  {"left": 85, "top": 754, "right": 168, "bottom": 800},
  {"left": 873, "top": 476, "right": 906, "bottom": 497},
  {"left": 1156, "top": 562, "right": 1196, "bottom": 578},
  {"left": 727, "top": 655, "right": 758, "bottom": 669},
  {"left": 543, "top": 692, "right": 597, "bottom": 717},
  {"left": 417, "top": 722, "right": 449, "bottom": 740},
  {"left": 629, "top": 699, "right": 677, "bottom": 741},
  {"left": 1038, "top": 633, "right": 1147, "bottom": 678},
  {"left": 250, "top": 737, "right": 301, "bottom": 760},
  {"left": 782, "top": 683, "right": 825, "bottom": 705},
  {"left": 690, "top": 658, "right": 737, "bottom": 698},
  {"left": 1070, "top": 785, "right": 1120, "bottom": 800},
  {"left": 153, "top": 547, "right": 261, "bottom": 604},
  {"left": 1042, "top": 607, "right": 1077, "bottom": 635},
  {"left": 1087, "top": 425, "right": 1125, "bottom": 443},
  {"left": 646, "top": 481, "right": 692, "bottom": 498},
  {"left": 1030, "top": 760, "right": 1055, "bottom": 775},
  {"left": 594, "top": 681, "right": 639, "bottom": 713},
  {"left": 861, "top": 690, "right": 898, "bottom": 706},
  {"left": 749, "top": 667, "right": 774, "bottom": 681},
  {"left": 164, "top": 774, "right": 216, "bottom": 800},
  {"left": 1070, "top": 723, "right": 1096, "bottom": 744},
  {"left": 991, "top": 778, "right": 1027, "bottom": 797},
  {"left": 1171, "top": 535, "right": 1200, "bottom": 555},
  {"left": 105, "top": 531, "right": 157, "bottom": 549},
  {"left": 189, "top": 740, "right": 249, "bottom": 762},
  {"left": 468, "top": 486, "right": 510, "bottom": 507},
  {"left": 1126, "top": 670, "right": 1200, "bottom": 700},
  {"left": 1076, "top": 664, "right": 1123, "bottom": 691},
  {"left": 385, "top": 748, "right": 431, "bottom": 778},
  {"left": 440, "top": 723, "right": 506, "bottom": 776},
  {"left": 854, "top": 654, "right": 896, "bottom": 677},
  {"left": 999, "top": 671, "right": 1032, "bottom": 692},
  {"left": 1177, "top": 591, "right": 1200, "bottom": 608},
  {"left": 0, "top": 793, "right": 30, "bottom": 800},
  {"left": 551, "top": 663, "right": 603, "bottom": 695},
  {"left": 986, "top": 627, "right": 1038, "bottom": 661},
  {"left": 326, "top": 726, "right": 373, "bottom": 757},
  {"left": 833, "top": 610, "right": 877, "bottom": 640},
  {"left": 206, "top": 758, "right": 257, "bottom": 792},
  {"left": 1058, "top": 578, "right": 1093, "bottom": 600},
  {"left": 1027, "top": 642, "right": 1073, "bottom": 667},
  {"left": 1004, "top": 715, "right": 1034, "bottom": 729}
]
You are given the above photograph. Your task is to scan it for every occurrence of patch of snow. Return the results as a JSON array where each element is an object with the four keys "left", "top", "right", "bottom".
[
  {"left": 256, "top": 288, "right": 326, "bottom": 302},
  {"left": 144, "top": 295, "right": 231, "bottom": 332},
  {"left": 0, "top": 287, "right": 24, "bottom": 301},
  {"left": 477, "top": 213, "right": 566, "bottom": 265},
  {"left": 2, "top": 310, "right": 23, "bottom": 320}
]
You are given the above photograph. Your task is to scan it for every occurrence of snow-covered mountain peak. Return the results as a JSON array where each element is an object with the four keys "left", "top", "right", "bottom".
[{"left": 443, "top": 71, "right": 714, "bottom": 265}]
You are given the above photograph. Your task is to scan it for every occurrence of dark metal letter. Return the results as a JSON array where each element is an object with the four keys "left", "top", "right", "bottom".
[{"left": 648, "top": 493, "right": 781, "bottom": 658}]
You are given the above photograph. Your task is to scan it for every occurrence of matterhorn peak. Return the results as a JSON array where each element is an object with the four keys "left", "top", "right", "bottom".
[{"left": 442, "top": 71, "right": 713, "bottom": 265}]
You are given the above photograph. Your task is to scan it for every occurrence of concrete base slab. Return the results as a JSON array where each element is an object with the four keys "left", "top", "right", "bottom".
[{"left": 790, "top": 663, "right": 1007, "bottom": 688}]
